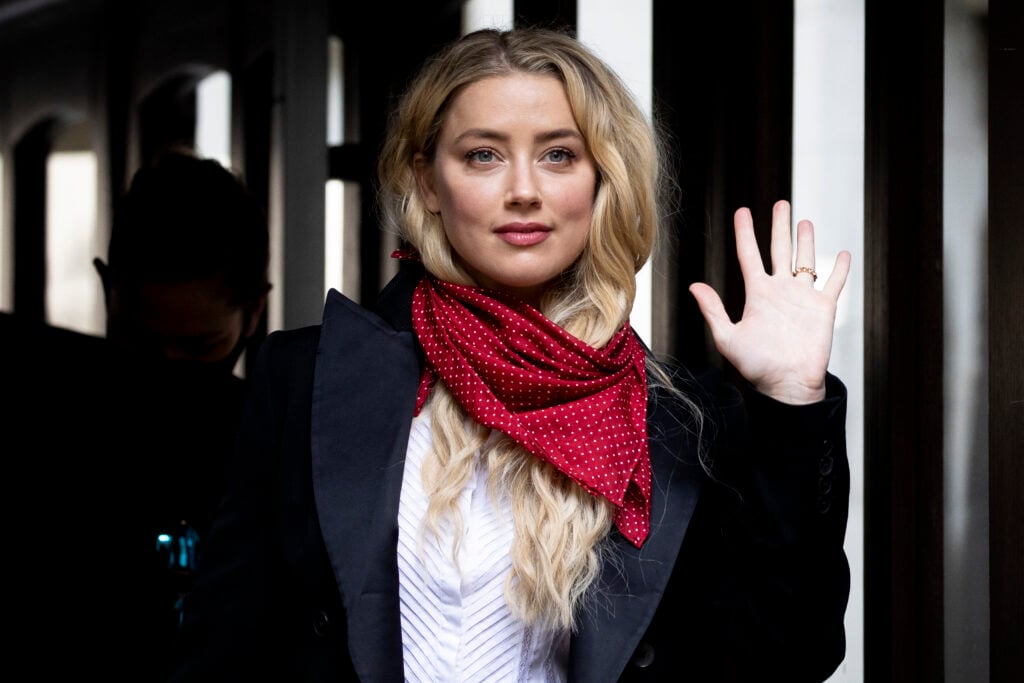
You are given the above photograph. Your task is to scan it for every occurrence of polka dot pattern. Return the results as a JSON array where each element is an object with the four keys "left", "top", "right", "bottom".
[{"left": 410, "top": 275, "right": 652, "bottom": 548}]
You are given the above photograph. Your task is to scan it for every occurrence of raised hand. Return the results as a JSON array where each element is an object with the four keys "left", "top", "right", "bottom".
[{"left": 688, "top": 200, "right": 851, "bottom": 404}]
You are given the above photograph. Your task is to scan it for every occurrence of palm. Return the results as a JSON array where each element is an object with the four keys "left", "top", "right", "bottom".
[{"left": 689, "top": 200, "right": 851, "bottom": 404}]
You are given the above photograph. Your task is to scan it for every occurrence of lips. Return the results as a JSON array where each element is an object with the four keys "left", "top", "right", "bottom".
[{"left": 494, "top": 222, "right": 552, "bottom": 247}]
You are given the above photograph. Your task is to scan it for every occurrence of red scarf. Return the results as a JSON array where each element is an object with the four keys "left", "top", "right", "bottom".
[{"left": 410, "top": 274, "right": 652, "bottom": 548}]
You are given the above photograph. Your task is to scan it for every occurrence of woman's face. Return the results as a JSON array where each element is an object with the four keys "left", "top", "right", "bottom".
[{"left": 415, "top": 73, "right": 597, "bottom": 306}]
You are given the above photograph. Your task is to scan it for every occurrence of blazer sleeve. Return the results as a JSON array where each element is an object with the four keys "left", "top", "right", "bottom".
[
  {"left": 709, "top": 371, "right": 850, "bottom": 681},
  {"left": 632, "top": 370, "right": 850, "bottom": 683}
]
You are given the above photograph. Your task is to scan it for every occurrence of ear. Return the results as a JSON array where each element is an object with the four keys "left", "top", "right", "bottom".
[
  {"left": 242, "top": 284, "right": 271, "bottom": 338},
  {"left": 413, "top": 153, "right": 441, "bottom": 214},
  {"left": 93, "top": 258, "right": 112, "bottom": 303}
]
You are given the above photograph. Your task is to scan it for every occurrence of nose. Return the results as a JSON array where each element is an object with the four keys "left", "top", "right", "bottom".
[{"left": 505, "top": 162, "right": 541, "bottom": 208}]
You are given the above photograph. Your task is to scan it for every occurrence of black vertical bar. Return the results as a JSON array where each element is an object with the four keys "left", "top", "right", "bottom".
[
  {"left": 988, "top": 0, "right": 1024, "bottom": 680},
  {"left": 137, "top": 75, "right": 198, "bottom": 166},
  {"left": 238, "top": 49, "right": 274, "bottom": 376},
  {"left": 652, "top": 0, "right": 792, "bottom": 373},
  {"left": 12, "top": 120, "right": 53, "bottom": 323},
  {"left": 513, "top": 0, "right": 576, "bottom": 31},
  {"left": 864, "top": 1, "right": 945, "bottom": 681},
  {"left": 102, "top": 0, "right": 134, "bottom": 200},
  {"left": 337, "top": 1, "right": 462, "bottom": 305},
  {"left": 652, "top": 0, "right": 714, "bottom": 366}
]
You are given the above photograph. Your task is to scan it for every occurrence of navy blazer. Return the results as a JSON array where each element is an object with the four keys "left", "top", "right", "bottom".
[{"left": 168, "top": 263, "right": 850, "bottom": 682}]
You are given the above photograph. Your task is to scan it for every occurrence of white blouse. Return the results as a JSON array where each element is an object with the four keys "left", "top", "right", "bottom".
[{"left": 397, "top": 406, "right": 569, "bottom": 682}]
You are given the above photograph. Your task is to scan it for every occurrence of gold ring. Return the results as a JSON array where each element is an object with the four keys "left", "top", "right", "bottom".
[{"left": 793, "top": 266, "right": 817, "bottom": 282}]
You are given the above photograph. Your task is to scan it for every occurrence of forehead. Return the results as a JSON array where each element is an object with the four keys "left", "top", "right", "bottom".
[{"left": 440, "top": 73, "right": 579, "bottom": 138}]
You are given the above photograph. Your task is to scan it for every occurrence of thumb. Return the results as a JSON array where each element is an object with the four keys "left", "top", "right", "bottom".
[{"left": 689, "top": 283, "right": 733, "bottom": 349}]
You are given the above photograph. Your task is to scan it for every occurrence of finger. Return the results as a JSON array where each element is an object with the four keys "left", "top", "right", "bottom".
[
  {"left": 689, "top": 282, "right": 734, "bottom": 349},
  {"left": 733, "top": 207, "right": 767, "bottom": 283},
  {"left": 792, "top": 219, "right": 817, "bottom": 283},
  {"left": 823, "top": 250, "right": 852, "bottom": 300},
  {"left": 769, "top": 199, "right": 793, "bottom": 277}
]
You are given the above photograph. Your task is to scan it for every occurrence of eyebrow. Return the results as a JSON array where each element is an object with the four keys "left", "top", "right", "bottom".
[{"left": 451, "top": 128, "right": 584, "bottom": 145}]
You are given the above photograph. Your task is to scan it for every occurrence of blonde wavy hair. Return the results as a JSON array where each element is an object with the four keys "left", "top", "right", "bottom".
[{"left": 378, "top": 27, "right": 697, "bottom": 632}]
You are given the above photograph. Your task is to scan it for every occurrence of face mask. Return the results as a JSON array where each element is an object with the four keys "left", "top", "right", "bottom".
[
  {"left": 147, "top": 334, "right": 249, "bottom": 384},
  {"left": 105, "top": 334, "right": 249, "bottom": 397}
]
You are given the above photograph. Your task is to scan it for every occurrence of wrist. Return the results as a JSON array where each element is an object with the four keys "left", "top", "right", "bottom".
[{"left": 754, "top": 377, "right": 827, "bottom": 405}]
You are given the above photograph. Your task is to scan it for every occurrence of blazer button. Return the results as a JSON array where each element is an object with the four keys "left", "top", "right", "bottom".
[
  {"left": 631, "top": 641, "right": 655, "bottom": 668},
  {"left": 818, "top": 477, "right": 833, "bottom": 496},
  {"left": 313, "top": 609, "right": 331, "bottom": 637},
  {"left": 819, "top": 454, "right": 834, "bottom": 476}
]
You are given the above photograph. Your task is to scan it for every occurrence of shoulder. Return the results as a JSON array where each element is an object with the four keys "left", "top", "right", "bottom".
[
  {"left": 258, "top": 324, "right": 322, "bottom": 364},
  {"left": 646, "top": 359, "right": 742, "bottom": 427},
  {"left": 248, "top": 325, "right": 322, "bottom": 396}
]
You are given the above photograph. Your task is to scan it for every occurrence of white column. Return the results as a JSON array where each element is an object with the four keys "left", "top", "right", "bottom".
[
  {"left": 462, "top": 0, "right": 513, "bottom": 33},
  {"left": 577, "top": 0, "right": 654, "bottom": 348},
  {"left": 942, "top": 1, "right": 989, "bottom": 680},
  {"left": 792, "top": 2, "right": 865, "bottom": 681}
]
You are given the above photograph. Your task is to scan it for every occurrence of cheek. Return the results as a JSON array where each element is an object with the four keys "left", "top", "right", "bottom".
[
  {"left": 438, "top": 177, "right": 495, "bottom": 229},
  {"left": 570, "top": 193, "right": 595, "bottom": 221},
  {"left": 553, "top": 179, "right": 596, "bottom": 225}
]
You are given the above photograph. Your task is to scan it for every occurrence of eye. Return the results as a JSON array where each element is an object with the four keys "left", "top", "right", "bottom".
[
  {"left": 466, "top": 148, "right": 497, "bottom": 164},
  {"left": 543, "top": 148, "right": 575, "bottom": 164}
]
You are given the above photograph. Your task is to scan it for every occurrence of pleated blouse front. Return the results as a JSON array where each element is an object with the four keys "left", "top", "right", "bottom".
[{"left": 397, "top": 407, "right": 569, "bottom": 683}]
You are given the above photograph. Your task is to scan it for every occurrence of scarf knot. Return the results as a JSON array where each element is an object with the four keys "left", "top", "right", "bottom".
[{"left": 410, "top": 275, "right": 652, "bottom": 548}]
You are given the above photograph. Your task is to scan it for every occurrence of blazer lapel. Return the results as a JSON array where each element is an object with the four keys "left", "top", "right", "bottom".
[
  {"left": 311, "top": 287, "right": 421, "bottom": 683},
  {"left": 311, "top": 264, "right": 703, "bottom": 683},
  {"left": 569, "top": 396, "right": 705, "bottom": 683}
]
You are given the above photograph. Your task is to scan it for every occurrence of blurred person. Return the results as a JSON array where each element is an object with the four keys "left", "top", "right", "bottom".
[
  {"left": 94, "top": 147, "right": 270, "bottom": 379},
  {"left": 95, "top": 148, "right": 271, "bottom": 674},
  {"left": 90, "top": 145, "right": 272, "bottom": 565},
  {"left": 3, "top": 147, "right": 270, "bottom": 680}
]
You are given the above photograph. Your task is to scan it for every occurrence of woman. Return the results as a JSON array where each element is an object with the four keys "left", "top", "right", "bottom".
[{"left": 168, "top": 27, "right": 851, "bottom": 683}]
